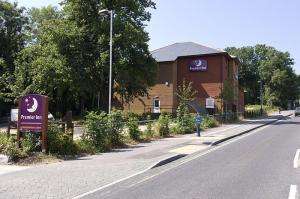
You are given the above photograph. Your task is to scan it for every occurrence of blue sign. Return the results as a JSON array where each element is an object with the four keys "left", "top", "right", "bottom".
[
  {"left": 195, "top": 117, "right": 201, "bottom": 124},
  {"left": 189, "top": 59, "right": 208, "bottom": 72}
]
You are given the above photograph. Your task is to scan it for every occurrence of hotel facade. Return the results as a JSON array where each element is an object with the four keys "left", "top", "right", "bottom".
[{"left": 119, "top": 42, "right": 244, "bottom": 114}]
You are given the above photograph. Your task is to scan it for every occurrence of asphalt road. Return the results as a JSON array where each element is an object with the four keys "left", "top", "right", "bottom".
[{"left": 84, "top": 115, "right": 300, "bottom": 199}]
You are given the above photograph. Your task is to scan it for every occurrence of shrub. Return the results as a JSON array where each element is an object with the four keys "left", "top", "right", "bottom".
[
  {"left": 176, "top": 105, "right": 194, "bottom": 134},
  {"left": 108, "top": 109, "right": 125, "bottom": 146},
  {"left": 75, "top": 138, "right": 97, "bottom": 154},
  {"left": 157, "top": 112, "right": 170, "bottom": 137},
  {"left": 21, "top": 132, "right": 41, "bottom": 153},
  {"left": 127, "top": 115, "right": 140, "bottom": 140},
  {"left": 0, "top": 132, "right": 26, "bottom": 162},
  {"left": 201, "top": 115, "right": 218, "bottom": 129},
  {"left": 84, "top": 111, "right": 111, "bottom": 152},
  {"left": 47, "top": 124, "right": 79, "bottom": 156},
  {"left": 0, "top": 132, "right": 9, "bottom": 154},
  {"left": 145, "top": 115, "right": 154, "bottom": 139}
]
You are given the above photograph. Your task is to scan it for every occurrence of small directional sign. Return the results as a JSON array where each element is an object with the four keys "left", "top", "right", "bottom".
[{"left": 195, "top": 117, "right": 201, "bottom": 124}]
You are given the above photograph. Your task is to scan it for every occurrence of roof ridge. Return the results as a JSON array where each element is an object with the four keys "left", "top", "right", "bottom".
[
  {"left": 191, "top": 41, "right": 225, "bottom": 53},
  {"left": 151, "top": 41, "right": 226, "bottom": 62}
]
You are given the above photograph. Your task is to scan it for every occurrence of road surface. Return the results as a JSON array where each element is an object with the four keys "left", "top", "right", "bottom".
[{"left": 84, "top": 115, "right": 300, "bottom": 199}]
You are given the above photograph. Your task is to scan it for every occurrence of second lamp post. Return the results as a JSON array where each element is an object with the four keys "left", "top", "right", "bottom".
[{"left": 99, "top": 9, "right": 113, "bottom": 113}]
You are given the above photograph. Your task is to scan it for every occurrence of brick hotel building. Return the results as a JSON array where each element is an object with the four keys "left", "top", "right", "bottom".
[{"left": 119, "top": 42, "right": 244, "bottom": 114}]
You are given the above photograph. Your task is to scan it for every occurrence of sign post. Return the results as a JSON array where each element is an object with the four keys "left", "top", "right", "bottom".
[
  {"left": 194, "top": 117, "right": 201, "bottom": 137},
  {"left": 17, "top": 94, "right": 48, "bottom": 152}
]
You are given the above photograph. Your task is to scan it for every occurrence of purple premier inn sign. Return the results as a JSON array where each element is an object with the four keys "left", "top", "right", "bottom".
[
  {"left": 189, "top": 59, "right": 208, "bottom": 72},
  {"left": 17, "top": 94, "right": 48, "bottom": 151},
  {"left": 19, "top": 94, "right": 44, "bottom": 131}
]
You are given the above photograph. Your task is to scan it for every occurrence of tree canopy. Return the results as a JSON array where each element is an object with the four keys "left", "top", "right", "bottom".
[
  {"left": 0, "top": 0, "right": 28, "bottom": 102},
  {"left": 226, "top": 44, "right": 298, "bottom": 108},
  {"left": 3, "top": 0, "right": 157, "bottom": 116}
]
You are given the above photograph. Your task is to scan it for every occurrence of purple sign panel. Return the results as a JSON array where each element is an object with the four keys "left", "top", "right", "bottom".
[
  {"left": 189, "top": 59, "right": 208, "bottom": 72},
  {"left": 19, "top": 94, "right": 44, "bottom": 132}
]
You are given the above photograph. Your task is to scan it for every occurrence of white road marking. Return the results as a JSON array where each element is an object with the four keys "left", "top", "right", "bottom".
[
  {"left": 293, "top": 149, "right": 300, "bottom": 168},
  {"left": 72, "top": 120, "right": 279, "bottom": 199},
  {"left": 288, "top": 185, "right": 298, "bottom": 199}
]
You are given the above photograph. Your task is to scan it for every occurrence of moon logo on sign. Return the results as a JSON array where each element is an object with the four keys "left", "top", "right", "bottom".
[
  {"left": 26, "top": 97, "right": 38, "bottom": 113},
  {"left": 195, "top": 60, "right": 202, "bottom": 67}
]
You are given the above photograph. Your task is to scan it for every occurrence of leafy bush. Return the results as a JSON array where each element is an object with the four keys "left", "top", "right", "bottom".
[
  {"left": 127, "top": 115, "right": 140, "bottom": 140},
  {"left": 75, "top": 138, "right": 97, "bottom": 154},
  {"left": 47, "top": 124, "right": 79, "bottom": 155},
  {"left": 201, "top": 115, "right": 218, "bottom": 129},
  {"left": 21, "top": 133, "right": 41, "bottom": 153},
  {"left": 0, "top": 132, "right": 26, "bottom": 162},
  {"left": 157, "top": 112, "right": 170, "bottom": 137},
  {"left": 0, "top": 132, "right": 9, "bottom": 154},
  {"left": 84, "top": 111, "right": 111, "bottom": 152},
  {"left": 176, "top": 105, "right": 194, "bottom": 134},
  {"left": 144, "top": 115, "right": 154, "bottom": 139},
  {"left": 108, "top": 109, "right": 124, "bottom": 146}
]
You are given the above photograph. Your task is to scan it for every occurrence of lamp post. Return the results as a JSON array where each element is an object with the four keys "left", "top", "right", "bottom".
[
  {"left": 258, "top": 80, "right": 263, "bottom": 115},
  {"left": 99, "top": 9, "right": 113, "bottom": 113}
]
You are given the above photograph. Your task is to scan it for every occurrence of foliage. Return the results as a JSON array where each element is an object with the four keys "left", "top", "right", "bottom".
[
  {"left": 0, "top": 0, "right": 28, "bottom": 102},
  {"left": 176, "top": 79, "right": 198, "bottom": 105},
  {"left": 75, "top": 138, "right": 97, "bottom": 154},
  {"left": 219, "top": 79, "right": 234, "bottom": 103},
  {"left": 83, "top": 111, "right": 111, "bottom": 152},
  {"left": 157, "top": 112, "right": 170, "bottom": 137},
  {"left": 176, "top": 79, "right": 197, "bottom": 134},
  {"left": 126, "top": 115, "right": 140, "bottom": 140},
  {"left": 26, "top": 5, "right": 63, "bottom": 44},
  {"left": 245, "top": 104, "right": 278, "bottom": 116},
  {"left": 21, "top": 132, "right": 41, "bottom": 153},
  {"left": 145, "top": 115, "right": 154, "bottom": 138},
  {"left": 0, "top": 132, "right": 26, "bottom": 161},
  {"left": 175, "top": 106, "right": 194, "bottom": 134},
  {"left": 10, "top": 0, "right": 158, "bottom": 116},
  {"left": 108, "top": 109, "right": 125, "bottom": 146},
  {"left": 47, "top": 124, "right": 79, "bottom": 155},
  {"left": 264, "top": 69, "right": 298, "bottom": 107},
  {"left": 0, "top": 132, "right": 10, "bottom": 155},
  {"left": 201, "top": 115, "right": 218, "bottom": 129},
  {"left": 226, "top": 45, "right": 298, "bottom": 107}
]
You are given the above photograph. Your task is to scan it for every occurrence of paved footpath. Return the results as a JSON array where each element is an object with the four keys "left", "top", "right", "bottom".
[{"left": 0, "top": 111, "right": 293, "bottom": 199}]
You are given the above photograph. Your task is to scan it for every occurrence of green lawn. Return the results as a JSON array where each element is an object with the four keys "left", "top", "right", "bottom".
[{"left": 245, "top": 105, "right": 278, "bottom": 114}]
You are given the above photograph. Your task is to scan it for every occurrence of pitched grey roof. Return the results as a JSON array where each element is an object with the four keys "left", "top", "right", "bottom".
[{"left": 151, "top": 42, "right": 225, "bottom": 62}]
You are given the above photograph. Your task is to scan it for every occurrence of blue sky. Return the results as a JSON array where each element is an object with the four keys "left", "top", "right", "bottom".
[{"left": 14, "top": 0, "right": 300, "bottom": 74}]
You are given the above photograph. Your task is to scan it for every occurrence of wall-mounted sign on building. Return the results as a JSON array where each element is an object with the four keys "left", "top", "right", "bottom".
[
  {"left": 17, "top": 94, "right": 48, "bottom": 151},
  {"left": 206, "top": 97, "right": 215, "bottom": 108},
  {"left": 189, "top": 59, "right": 208, "bottom": 72}
]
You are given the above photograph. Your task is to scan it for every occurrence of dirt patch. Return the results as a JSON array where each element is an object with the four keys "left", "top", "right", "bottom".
[{"left": 15, "top": 153, "right": 62, "bottom": 166}]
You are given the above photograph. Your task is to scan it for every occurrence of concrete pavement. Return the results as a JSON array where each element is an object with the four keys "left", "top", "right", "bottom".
[{"left": 0, "top": 111, "right": 293, "bottom": 199}]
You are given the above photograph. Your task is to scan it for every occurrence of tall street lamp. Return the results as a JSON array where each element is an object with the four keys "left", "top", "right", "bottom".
[{"left": 99, "top": 9, "right": 113, "bottom": 113}]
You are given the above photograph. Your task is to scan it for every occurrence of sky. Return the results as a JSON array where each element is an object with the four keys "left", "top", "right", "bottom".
[{"left": 14, "top": 0, "right": 300, "bottom": 74}]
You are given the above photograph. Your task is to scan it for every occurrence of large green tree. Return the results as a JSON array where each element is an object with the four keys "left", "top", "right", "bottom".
[
  {"left": 226, "top": 44, "right": 298, "bottom": 107},
  {"left": 0, "top": 0, "right": 27, "bottom": 103},
  {"left": 13, "top": 0, "right": 158, "bottom": 115}
]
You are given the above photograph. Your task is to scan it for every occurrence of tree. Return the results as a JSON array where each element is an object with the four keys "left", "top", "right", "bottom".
[
  {"left": 61, "top": 0, "right": 158, "bottom": 108},
  {"left": 226, "top": 44, "right": 298, "bottom": 107},
  {"left": 225, "top": 46, "right": 260, "bottom": 104},
  {"left": 0, "top": 0, "right": 28, "bottom": 103},
  {"left": 264, "top": 69, "right": 298, "bottom": 107},
  {"left": 25, "top": 5, "right": 63, "bottom": 44},
  {"left": 176, "top": 79, "right": 197, "bottom": 134},
  {"left": 13, "top": 0, "right": 158, "bottom": 115}
]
